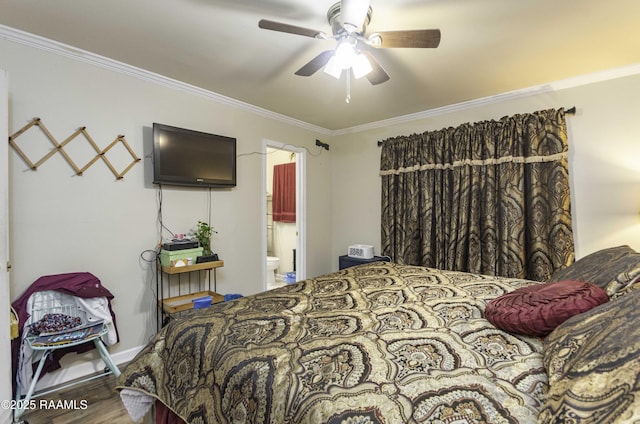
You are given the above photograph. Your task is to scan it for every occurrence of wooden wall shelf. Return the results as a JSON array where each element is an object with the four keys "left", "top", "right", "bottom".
[
  {"left": 160, "top": 260, "right": 224, "bottom": 275},
  {"left": 161, "top": 291, "right": 224, "bottom": 314},
  {"left": 156, "top": 259, "right": 224, "bottom": 330}
]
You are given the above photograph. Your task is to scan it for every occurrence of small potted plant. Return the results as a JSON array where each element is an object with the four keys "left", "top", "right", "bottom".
[{"left": 195, "top": 221, "right": 214, "bottom": 255}]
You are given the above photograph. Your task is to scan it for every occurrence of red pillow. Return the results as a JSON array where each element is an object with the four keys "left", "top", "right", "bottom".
[{"left": 485, "top": 280, "right": 608, "bottom": 337}]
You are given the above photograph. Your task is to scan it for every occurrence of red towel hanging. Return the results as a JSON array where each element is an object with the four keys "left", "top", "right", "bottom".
[{"left": 272, "top": 163, "right": 296, "bottom": 222}]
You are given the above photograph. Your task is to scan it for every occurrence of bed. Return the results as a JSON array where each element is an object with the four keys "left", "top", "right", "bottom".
[{"left": 116, "top": 246, "right": 640, "bottom": 423}]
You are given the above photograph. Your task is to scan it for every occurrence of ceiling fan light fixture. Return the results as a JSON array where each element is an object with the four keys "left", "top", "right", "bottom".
[
  {"left": 323, "top": 56, "right": 343, "bottom": 79},
  {"left": 352, "top": 52, "right": 372, "bottom": 79},
  {"left": 334, "top": 41, "right": 357, "bottom": 69},
  {"left": 324, "top": 41, "right": 371, "bottom": 79}
]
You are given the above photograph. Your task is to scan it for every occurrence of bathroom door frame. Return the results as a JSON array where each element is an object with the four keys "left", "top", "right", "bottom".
[{"left": 262, "top": 139, "right": 307, "bottom": 290}]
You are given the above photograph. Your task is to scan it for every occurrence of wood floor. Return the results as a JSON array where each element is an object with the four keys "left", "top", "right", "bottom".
[{"left": 19, "top": 372, "right": 153, "bottom": 424}]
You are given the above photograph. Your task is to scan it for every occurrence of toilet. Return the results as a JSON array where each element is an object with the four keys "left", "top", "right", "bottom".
[{"left": 266, "top": 256, "right": 280, "bottom": 287}]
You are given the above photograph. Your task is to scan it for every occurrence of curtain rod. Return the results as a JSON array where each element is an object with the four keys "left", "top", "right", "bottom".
[{"left": 377, "top": 106, "right": 577, "bottom": 147}]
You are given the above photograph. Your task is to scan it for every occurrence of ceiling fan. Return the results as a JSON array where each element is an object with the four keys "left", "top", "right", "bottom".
[{"left": 258, "top": 0, "right": 441, "bottom": 86}]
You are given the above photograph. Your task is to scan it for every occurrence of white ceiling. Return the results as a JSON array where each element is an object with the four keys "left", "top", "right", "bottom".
[{"left": 1, "top": 0, "right": 639, "bottom": 131}]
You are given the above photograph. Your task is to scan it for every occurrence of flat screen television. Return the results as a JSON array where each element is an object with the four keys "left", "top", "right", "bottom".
[{"left": 152, "top": 123, "right": 236, "bottom": 188}]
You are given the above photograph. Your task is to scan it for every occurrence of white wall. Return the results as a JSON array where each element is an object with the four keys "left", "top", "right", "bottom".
[
  {"left": 330, "top": 71, "right": 640, "bottom": 268},
  {"left": 1, "top": 38, "right": 333, "bottom": 379}
]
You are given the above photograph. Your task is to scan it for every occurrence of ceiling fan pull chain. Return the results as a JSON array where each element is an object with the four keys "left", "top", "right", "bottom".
[{"left": 346, "top": 70, "right": 351, "bottom": 103}]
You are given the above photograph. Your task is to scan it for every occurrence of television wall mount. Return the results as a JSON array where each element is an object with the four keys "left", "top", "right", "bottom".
[{"left": 8, "top": 117, "right": 141, "bottom": 180}]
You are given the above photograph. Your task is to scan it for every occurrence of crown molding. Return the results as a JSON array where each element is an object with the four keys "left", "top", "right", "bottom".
[
  {"left": 332, "top": 62, "right": 640, "bottom": 136},
  {"left": 0, "top": 24, "right": 332, "bottom": 136},
  {"left": 2, "top": 24, "right": 639, "bottom": 137}
]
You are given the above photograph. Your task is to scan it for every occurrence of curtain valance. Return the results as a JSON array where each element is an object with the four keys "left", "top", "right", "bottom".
[{"left": 380, "top": 151, "right": 568, "bottom": 175}]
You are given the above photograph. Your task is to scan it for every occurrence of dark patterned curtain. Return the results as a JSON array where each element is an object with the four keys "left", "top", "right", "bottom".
[{"left": 380, "top": 108, "right": 574, "bottom": 281}]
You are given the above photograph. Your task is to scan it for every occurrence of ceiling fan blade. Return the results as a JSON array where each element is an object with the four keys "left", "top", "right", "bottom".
[
  {"left": 258, "top": 19, "right": 327, "bottom": 39},
  {"left": 295, "top": 50, "right": 334, "bottom": 76},
  {"left": 372, "top": 29, "right": 441, "bottom": 48},
  {"left": 340, "top": 0, "right": 370, "bottom": 31},
  {"left": 361, "top": 51, "right": 390, "bottom": 85}
]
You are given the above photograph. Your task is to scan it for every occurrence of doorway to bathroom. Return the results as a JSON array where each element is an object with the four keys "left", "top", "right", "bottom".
[{"left": 263, "top": 140, "right": 306, "bottom": 291}]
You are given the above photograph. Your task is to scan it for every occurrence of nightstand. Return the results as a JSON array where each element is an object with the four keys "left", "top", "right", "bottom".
[{"left": 339, "top": 255, "right": 390, "bottom": 270}]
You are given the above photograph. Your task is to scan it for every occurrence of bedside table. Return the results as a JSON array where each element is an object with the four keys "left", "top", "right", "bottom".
[{"left": 339, "top": 255, "right": 390, "bottom": 270}]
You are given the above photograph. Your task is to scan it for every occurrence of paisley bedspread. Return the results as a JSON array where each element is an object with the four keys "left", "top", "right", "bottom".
[{"left": 116, "top": 262, "right": 547, "bottom": 423}]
